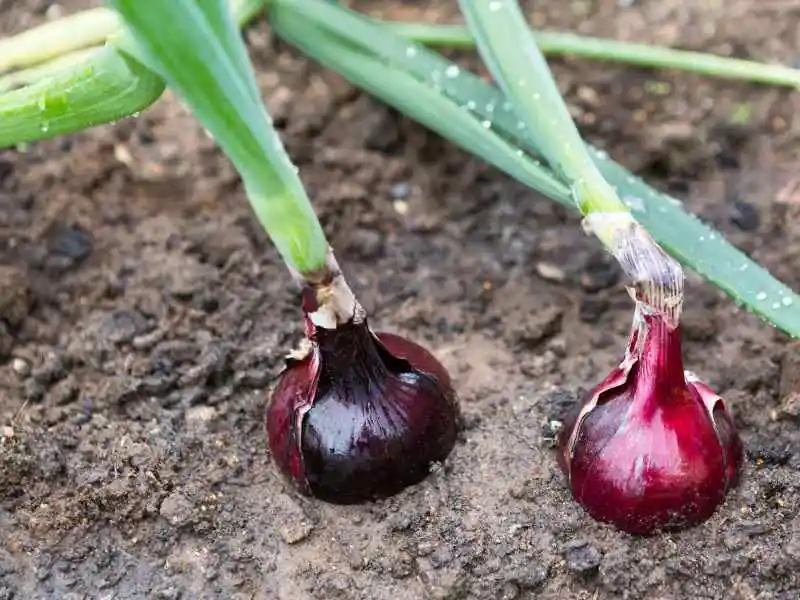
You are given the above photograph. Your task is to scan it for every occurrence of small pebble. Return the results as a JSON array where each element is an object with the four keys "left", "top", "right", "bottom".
[
  {"left": 160, "top": 492, "right": 194, "bottom": 527},
  {"left": 132, "top": 329, "right": 166, "bottom": 350},
  {"left": 563, "top": 540, "right": 601, "bottom": 575},
  {"left": 393, "top": 200, "right": 409, "bottom": 215},
  {"left": 535, "top": 262, "right": 566, "bottom": 283},
  {"left": 580, "top": 253, "right": 620, "bottom": 292},
  {"left": 46, "top": 222, "right": 93, "bottom": 264},
  {"left": 390, "top": 182, "right": 411, "bottom": 199},
  {"left": 185, "top": 406, "right": 216, "bottom": 425},
  {"left": 279, "top": 521, "right": 313, "bottom": 545},
  {"left": 11, "top": 357, "right": 30, "bottom": 376},
  {"left": 730, "top": 201, "right": 760, "bottom": 231}
]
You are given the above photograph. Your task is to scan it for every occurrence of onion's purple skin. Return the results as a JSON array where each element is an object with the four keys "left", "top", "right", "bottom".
[
  {"left": 558, "top": 314, "right": 743, "bottom": 535},
  {"left": 267, "top": 320, "right": 458, "bottom": 504}
]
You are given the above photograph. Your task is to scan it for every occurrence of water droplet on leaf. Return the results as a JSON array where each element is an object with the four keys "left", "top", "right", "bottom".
[{"left": 623, "top": 196, "right": 646, "bottom": 212}]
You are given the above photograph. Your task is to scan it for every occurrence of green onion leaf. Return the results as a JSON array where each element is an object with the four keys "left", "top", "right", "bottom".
[
  {"left": 0, "top": 45, "right": 164, "bottom": 147},
  {"left": 459, "top": 0, "right": 625, "bottom": 218},
  {"left": 268, "top": 0, "right": 800, "bottom": 336},
  {"left": 0, "top": 8, "right": 119, "bottom": 73},
  {"left": 382, "top": 22, "right": 800, "bottom": 90}
]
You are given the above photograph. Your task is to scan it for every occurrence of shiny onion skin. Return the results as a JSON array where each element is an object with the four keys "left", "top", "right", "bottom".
[
  {"left": 558, "top": 313, "right": 743, "bottom": 535},
  {"left": 267, "top": 318, "right": 459, "bottom": 504}
]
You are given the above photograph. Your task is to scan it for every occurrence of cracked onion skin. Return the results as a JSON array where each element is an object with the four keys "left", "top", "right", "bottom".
[
  {"left": 558, "top": 314, "right": 743, "bottom": 535},
  {"left": 267, "top": 319, "right": 458, "bottom": 504}
]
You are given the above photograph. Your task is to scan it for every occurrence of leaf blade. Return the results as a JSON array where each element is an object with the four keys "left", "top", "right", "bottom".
[
  {"left": 0, "top": 45, "right": 165, "bottom": 148},
  {"left": 270, "top": 0, "right": 800, "bottom": 336}
]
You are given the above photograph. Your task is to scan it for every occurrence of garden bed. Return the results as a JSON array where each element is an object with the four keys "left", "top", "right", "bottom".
[{"left": 0, "top": 0, "right": 798, "bottom": 598}]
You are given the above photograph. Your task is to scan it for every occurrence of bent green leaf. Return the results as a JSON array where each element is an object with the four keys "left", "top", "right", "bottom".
[{"left": 0, "top": 45, "right": 164, "bottom": 148}]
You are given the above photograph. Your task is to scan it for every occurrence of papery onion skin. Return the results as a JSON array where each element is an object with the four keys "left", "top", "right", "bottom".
[
  {"left": 267, "top": 320, "right": 458, "bottom": 504},
  {"left": 558, "top": 314, "right": 743, "bottom": 535}
]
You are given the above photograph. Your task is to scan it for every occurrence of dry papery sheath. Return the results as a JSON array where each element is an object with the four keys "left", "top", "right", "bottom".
[
  {"left": 558, "top": 215, "right": 743, "bottom": 535},
  {"left": 266, "top": 253, "right": 459, "bottom": 504}
]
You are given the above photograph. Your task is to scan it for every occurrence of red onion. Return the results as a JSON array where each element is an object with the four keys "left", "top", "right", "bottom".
[
  {"left": 558, "top": 311, "right": 743, "bottom": 535},
  {"left": 266, "top": 274, "right": 458, "bottom": 504}
]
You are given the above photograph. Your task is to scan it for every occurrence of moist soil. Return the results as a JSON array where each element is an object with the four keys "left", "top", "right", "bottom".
[{"left": 1, "top": 1, "right": 800, "bottom": 599}]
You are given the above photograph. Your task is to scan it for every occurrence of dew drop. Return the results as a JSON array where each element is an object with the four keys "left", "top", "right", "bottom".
[
  {"left": 467, "top": 100, "right": 477, "bottom": 110},
  {"left": 755, "top": 291, "right": 767, "bottom": 300},
  {"left": 481, "top": 120, "right": 492, "bottom": 129},
  {"left": 532, "top": 92, "right": 541, "bottom": 100},
  {"left": 623, "top": 196, "right": 646, "bottom": 212},
  {"left": 445, "top": 65, "right": 460, "bottom": 78},
  {"left": 502, "top": 101, "right": 513, "bottom": 111},
  {"left": 489, "top": 0, "right": 503, "bottom": 11},
  {"left": 40, "top": 122, "right": 50, "bottom": 133},
  {"left": 782, "top": 297, "right": 793, "bottom": 307},
  {"left": 772, "top": 302, "right": 781, "bottom": 309},
  {"left": 486, "top": 102, "right": 496, "bottom": 113},
  {"left": 516, "top": 121, "right": 526, "bottom": 130},
  {"left": 405, "top": 46, "right": 418, "bottom": 58}
]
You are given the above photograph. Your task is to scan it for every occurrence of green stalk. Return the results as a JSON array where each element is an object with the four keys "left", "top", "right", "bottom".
[
  {"left": 0, "top": 45, "right": 165, "bottom": 146},
  {"left": 383, "top": 22, "right": 800, "bottom": 90},
  {"left": 109, "top": 0, "right": 327, "bottom": 275},
  {"left": 0, "top": 48, "right": 98, "bottom": 93},
  {"left": 0, "top": 8, "right": 119, "bottom": 73},
  {"left": 459, "top": 1, "right": 625, "bottom": 217},
  {"left": 459, "top": 0, "right": 683, "bottom": 316},
  {"left": 0, "top": 0, "right": 267, "bottom": 149},
  {"left": 0, "top": 2, "right": 266, "bottom": 75}
]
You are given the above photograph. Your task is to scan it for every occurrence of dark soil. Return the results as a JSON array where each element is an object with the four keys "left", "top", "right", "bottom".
[{"left": 1, "top": 1, "right": 800, "bottom": 599}]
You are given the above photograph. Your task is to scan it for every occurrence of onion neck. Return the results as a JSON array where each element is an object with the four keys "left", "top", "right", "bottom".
[
  {"left": 314, "top": 320, "right": 393, "bottom": 396},
  {"left": 633, "top": 313, "right": 687, "bottom": 403},
  {"left": 293, "top": 248, "right": 362, "bottom": 333}
]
